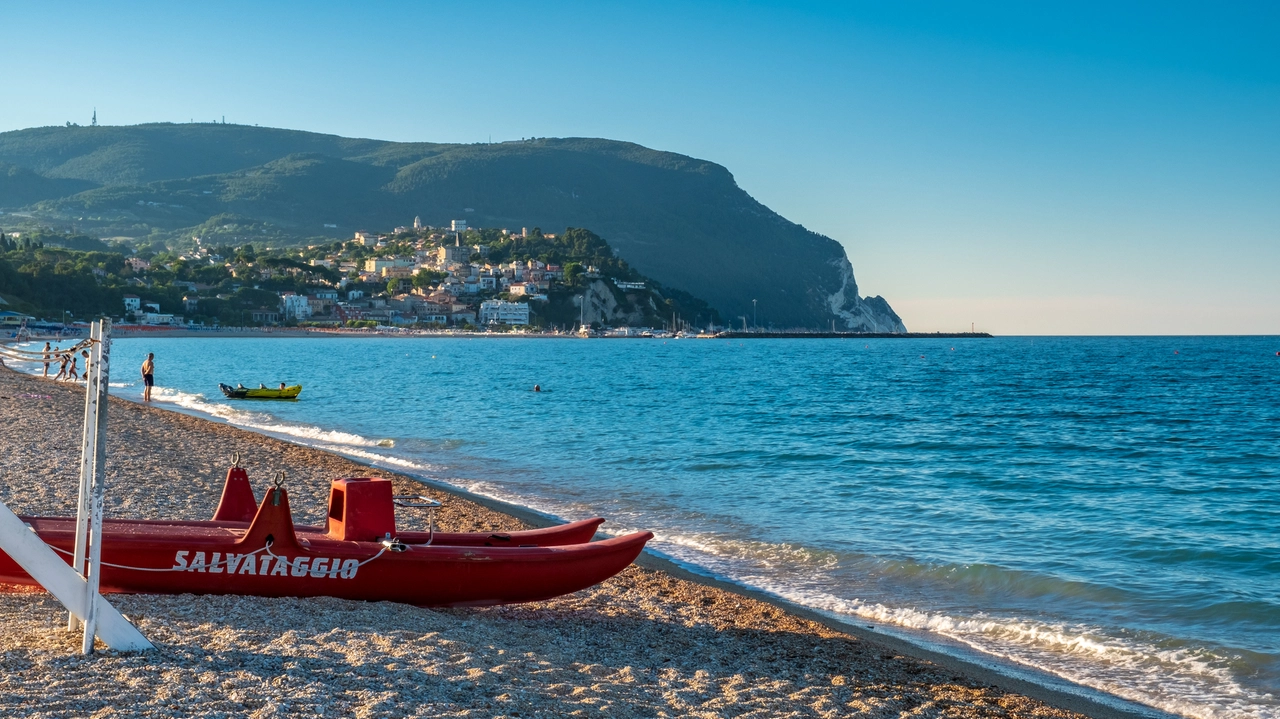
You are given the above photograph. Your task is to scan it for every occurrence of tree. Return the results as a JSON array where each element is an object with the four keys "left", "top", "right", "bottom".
[
  {"left": 564, "top": 262, "right": 584, "bottom": 286},
  {"left": 411, "top": 268, "right": 445, "bottom": 289},
  {"left": 386, "top": 278, "right": 401, "bottom": 294}
]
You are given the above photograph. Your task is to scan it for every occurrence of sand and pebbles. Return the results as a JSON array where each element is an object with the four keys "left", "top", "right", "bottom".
[{"left": 0, "top": 366, "right": 1100, "bottom": 718}]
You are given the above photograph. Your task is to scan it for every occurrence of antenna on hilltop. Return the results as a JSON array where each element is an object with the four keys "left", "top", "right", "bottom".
[{"left": 91, "top": 109, "right": 97, "bottom": 127}]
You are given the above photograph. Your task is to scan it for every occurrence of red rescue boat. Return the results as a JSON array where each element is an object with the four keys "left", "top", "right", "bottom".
[{"left": 0, "top": 469, "right": 652, "bottom": 607}]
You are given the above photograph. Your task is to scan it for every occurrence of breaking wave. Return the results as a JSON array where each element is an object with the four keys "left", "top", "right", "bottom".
[
  {"left": 146, "top": 387, "right": 381, "bottom": 447},
  {"left": 629, "top": 530, "right": 1277, "bottom": 719}
]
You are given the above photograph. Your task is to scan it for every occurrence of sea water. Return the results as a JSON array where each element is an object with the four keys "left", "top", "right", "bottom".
[{"left": 12, "top": 335, "right": 1279, "bottom": 718}]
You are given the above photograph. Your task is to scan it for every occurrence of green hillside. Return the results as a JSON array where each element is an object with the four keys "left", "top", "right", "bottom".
[{"left": 0, "top": 123, "right": 904, "bottom": 330}]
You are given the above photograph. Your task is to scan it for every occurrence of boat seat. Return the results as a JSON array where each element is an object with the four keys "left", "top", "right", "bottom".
[{"left": 326, "top": 478, "right": 395, "bottom": 542}]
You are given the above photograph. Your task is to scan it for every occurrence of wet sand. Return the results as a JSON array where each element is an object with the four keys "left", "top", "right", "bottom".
[{"left": 0, "top": 367, "right": 1121, "bottom": 718}]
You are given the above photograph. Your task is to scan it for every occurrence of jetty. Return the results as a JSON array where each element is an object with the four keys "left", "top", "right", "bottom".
[{"left": 716, "top": 331, "right": 993, "bottom": 339}]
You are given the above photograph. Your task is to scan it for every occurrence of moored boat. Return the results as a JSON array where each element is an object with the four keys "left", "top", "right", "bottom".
[
  {"left": 219, "top": 383, "right": 302, "bottom": 400},
  {"left": 0, "top": 468, "right": 651, "bottom": 606}
]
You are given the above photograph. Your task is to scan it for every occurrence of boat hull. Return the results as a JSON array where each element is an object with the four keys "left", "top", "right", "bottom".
[
  {"left": 219, "top": 384, "right": 302, "bottom": 400},
  {"left": 0, "top": 517, "right": 649, "bottom": 607}
]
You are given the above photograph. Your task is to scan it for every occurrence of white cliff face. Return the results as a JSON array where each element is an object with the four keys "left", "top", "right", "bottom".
[
  {"left": 577, "top": 279, "right": 653, "bottom": 327},
  {"left": 827, "top": 257, "right": 907, "bottom": 333}
]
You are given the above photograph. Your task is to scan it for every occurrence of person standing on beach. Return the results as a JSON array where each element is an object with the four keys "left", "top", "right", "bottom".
[
  {"left": 41, "top": 342, "right": 52, "bottom": 377},
  {"left": 141, "top": 353, "right": 155, "bottom": 401},
  {"left": 80, "top": 350, "right": 91, "bottom": 382},
  {"left": 67, "top": 352, "right": 79, "bottom": 381}
]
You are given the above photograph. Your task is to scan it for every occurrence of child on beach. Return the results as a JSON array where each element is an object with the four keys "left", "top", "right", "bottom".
[
  {"left": 141, "top": 353, "right": 155, "bottom": 401},
  {"left": 53, "top": 353, "right": 69, "bottom": 381},
  {"left": 67, "top": 353, "right": 79, "bottom": 381}
]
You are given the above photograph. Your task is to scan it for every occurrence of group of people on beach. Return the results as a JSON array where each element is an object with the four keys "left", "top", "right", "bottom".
[
  {"left": 40, "top": 342, "right": 156, "bottom": 402},
  {"left": 39, "top": 342, "right": 92, "bottom": 383}
]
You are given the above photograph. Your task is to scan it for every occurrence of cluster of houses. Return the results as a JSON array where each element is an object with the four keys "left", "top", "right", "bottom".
[
  {"left": 126, "top": 222, "right": 611, "bottom": 328},
  {"left": 122, "top": 294, "right": 188, "bottom": 326}
]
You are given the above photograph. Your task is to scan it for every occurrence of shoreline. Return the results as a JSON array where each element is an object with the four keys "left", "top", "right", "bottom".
[
  {"left": 379, "top": 467, "right": 1171, "bottom": 719},
  {"left": 7, "top": 328, "right": 998, "bottom": 341},
  {"left": 0, "top": 365, "right": 1169, "bottom": 719}
]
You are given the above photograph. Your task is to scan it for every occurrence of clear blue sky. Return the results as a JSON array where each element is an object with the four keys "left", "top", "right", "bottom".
[{"left": 3, "top": 1, "right": 1277, "bottom": 334}]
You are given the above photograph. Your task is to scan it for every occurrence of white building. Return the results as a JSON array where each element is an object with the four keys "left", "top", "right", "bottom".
[
  {"left": 140, "top": 313, "right": 180, "bottom": 326},
  {"left": 479, "top": 300, "right": 529, "bottom": 326},
  {"left": 279, "top": 292, "right": 312, "bottom": 320},
  {"left": 123, "top": 295, "right": 141, "bottom": 313},
  {"left": 450, "top": 220, "right": 468, "bottom": 232}
]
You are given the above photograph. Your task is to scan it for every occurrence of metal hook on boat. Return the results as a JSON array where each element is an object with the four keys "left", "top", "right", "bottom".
[
  {"left": 381, "top": 533, "right": 409, "bottom": 553},
  {"left": 231, "top": 451, "right": 241, "bottom": 468},
  {"left": 273, "top": 471, "right": 285, "bottom": 490}
]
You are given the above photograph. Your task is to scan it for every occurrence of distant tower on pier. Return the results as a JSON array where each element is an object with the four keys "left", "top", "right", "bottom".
[{"left": 91, "top": 109, "right": 97, "bottom": 127}]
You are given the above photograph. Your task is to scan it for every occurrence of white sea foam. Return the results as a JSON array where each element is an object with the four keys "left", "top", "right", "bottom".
[
  {"left": 617, "top": 527, "right": 1277, "bottom": 719},
  {"left": 445, "top": 479, "right": 579, "bottom": 520},
  {"left": 147, "top": 387, "right": 381, "bottom": 448},
  {"left": 314, "top": 444, "right": 437, "bottom": 473},
  {"left": 365, "top": 486, "right": 1267, "bottom": 718},
  {"left": 774, "top": 586, "right": 1273, "bottom": 719}
]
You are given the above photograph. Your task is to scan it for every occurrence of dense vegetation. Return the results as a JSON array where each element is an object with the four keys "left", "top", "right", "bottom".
[
  {"left": 0, "top": 230, "right": 331, "bottom": 326},
  {"left": 0, "top": 236, "right": 125, "bottom": 318},
  {"left": 0, "top": 123, "right": 899, "bottom": 328}
]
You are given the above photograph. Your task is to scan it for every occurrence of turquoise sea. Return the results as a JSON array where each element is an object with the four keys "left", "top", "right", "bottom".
[{"left": 12, "top": 335, "right": 1279, "bottom": 718}]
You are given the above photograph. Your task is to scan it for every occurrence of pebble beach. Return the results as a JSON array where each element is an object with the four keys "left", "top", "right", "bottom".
[{"left": 0, "top": 365, "right": 1110, "bottom": 719}]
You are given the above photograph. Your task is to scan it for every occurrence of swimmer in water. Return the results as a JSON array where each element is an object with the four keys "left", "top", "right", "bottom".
[{"left": 533, "top": 384, "right": 541, "bottom": 392}]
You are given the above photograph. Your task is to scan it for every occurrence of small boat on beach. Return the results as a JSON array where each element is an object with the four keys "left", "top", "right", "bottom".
[
  {"left": 219, "top": 383, "right": 302, "bottom": 400},
  {"left": 0, "top": 465, "right": 651, "bottom": 606}
]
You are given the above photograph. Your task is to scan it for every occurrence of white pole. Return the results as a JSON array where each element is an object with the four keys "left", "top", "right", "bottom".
[
  {"left": 68, "top": 321, "right": 100, "bottom": 631},
  {"left": 81, "top": 319, "right": 111, "bottom": 654},
  {"left": 0, "top": 317, "right": 151, "bottom": 651},
  {"left": 0, "top": 500, "right": 151, "bottom": 651}
]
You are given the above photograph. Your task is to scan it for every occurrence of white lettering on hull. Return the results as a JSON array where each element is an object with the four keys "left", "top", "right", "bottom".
[{"left": 170, "top": 551, "right": 360, "bottom": 579}]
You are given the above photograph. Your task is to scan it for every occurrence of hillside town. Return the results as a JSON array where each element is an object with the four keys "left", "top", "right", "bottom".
[{"left": 84, "top": 219, "right": 706, "bottom": 334}]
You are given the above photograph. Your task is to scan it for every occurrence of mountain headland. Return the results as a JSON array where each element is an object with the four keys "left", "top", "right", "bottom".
[{"left": 0, "top": 124, "right": 904, "bottom": 331}]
